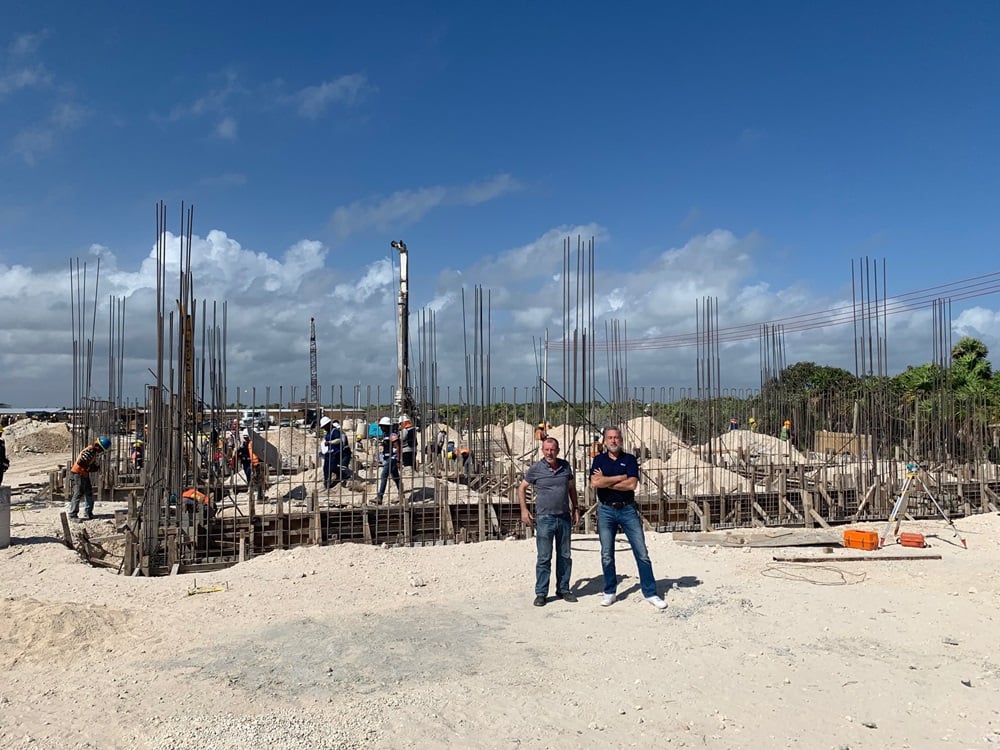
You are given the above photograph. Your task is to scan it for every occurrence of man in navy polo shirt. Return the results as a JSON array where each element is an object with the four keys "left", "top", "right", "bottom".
[
  {"left": 519, "top": 437, "right": 580, "bottom": 607},
  {"left": 590, "top": 426, "right": 667, "bottom": 610}
]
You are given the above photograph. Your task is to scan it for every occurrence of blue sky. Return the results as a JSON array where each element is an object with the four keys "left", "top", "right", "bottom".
[{"left": 2, "top": 2, "right": 1000, "bottom": 407}]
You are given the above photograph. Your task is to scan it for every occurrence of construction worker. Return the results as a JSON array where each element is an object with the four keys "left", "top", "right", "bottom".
[
  {"left": 69, "top": 436, "right": 111, "bottom": 521},
  {"left": 589, "top": 432, "right": 603, "bottom": 458},
  {"left": 375, "top": 426, "right": 403, "bottom": 504},
  {"left": 237, "top": 432, "right": 265, "bottom": 501},
  {"left": 129, "top": 440, "right": 145, "bottom": 471},
  {"left": 368, "top": 418, "right": 384, "bottom": 450},
  {"left": 748, "top": 417, "right": 759, "bottom": 433},
  {"left": 445, "top": 442, "right": 475, "bottom": 477},
  {"left": 0, "top": 426, "right": 8, "bottom": 486},
  {"left": 399, "top": 414, "right": 417, "bottom": 470},
  {"left": 779, "top": 420, "right": 793, "bottom": 442},
  {"left": 320, "top": 417, "right": 351, "bottom": 488},
  {"left": 729, "top": 417, "right": 739, "bottom": 431}
]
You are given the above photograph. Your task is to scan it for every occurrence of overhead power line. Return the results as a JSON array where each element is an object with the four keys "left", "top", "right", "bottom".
[{"left": 547, "top": 270, "right": 1000, "bottom": 352}]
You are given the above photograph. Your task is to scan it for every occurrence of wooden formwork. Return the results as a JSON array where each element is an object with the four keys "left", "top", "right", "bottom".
[{"left": 106, "top": 463, "right": 1000, "bottom": 575}]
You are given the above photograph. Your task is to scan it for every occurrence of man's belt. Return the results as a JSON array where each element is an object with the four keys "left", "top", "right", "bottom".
[{"left": 600, "top": 499, "right": 634, "bottom": 510}]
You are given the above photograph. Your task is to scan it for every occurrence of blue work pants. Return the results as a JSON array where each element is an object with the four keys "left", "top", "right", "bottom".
[
  {"left": 597, "top": 503, "right": 658, "bottom": 598},
  {"left": 534, "top": 513, "right": 573, "bottom": 597}
]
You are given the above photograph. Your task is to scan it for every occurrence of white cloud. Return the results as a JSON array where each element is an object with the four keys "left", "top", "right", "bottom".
[
  {"left": 329, "top": 174, "right": 521, "bottom": 238},
  {"left": 2, "top": 224, "right": 999, "bottom": 406},
  {"left": 153, "top": 70, "right": 244, "bottom": 131},
  {"left": 2, "top": 31, "right": 87, "bottom": 163},
  {"left": 0, "top": 65, "right": 51, "bottom": 97},
  {"left": 215, "top": 116, "right": 238, "bottom": 140},
  {"left": 8, "top": 31, "right": 49, "bottom": 58},
  {"left": 294, "top": 73, "right": 369, "bottom": 119},
  {"left": 11, "top": 100, "right": 91, "bottom": 164}
]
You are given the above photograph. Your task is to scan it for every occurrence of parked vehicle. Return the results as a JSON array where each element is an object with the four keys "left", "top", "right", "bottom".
[{"left": 240, "top": 409, "right": 272, "bottom": 430}]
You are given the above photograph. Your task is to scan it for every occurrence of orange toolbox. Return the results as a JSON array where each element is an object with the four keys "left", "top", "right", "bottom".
[
  {"left": 899, "top": 532, "right": 927, "bottom": 548},
  {"left": 843, "top": 529, "right": 880, "bottom": 550}
]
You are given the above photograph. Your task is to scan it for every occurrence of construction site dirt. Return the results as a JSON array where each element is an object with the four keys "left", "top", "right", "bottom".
[{"left": 2, "top": 419, "right": 1000, "bottom": 748}]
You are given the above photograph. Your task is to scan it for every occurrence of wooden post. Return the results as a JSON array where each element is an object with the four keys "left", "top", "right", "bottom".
[
  {"left": 802, "top": 490, "right": 815, "bottom": 528},
  {"left": 59, "top": 512, "right": 74, "bottom": 549}
]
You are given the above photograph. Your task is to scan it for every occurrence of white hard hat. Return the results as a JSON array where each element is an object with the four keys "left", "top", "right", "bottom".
[
  {"left": 401, "top": 414, "right": 411, "bottom": 423},
  {"left": 320, "top": 416, "right": 332, "bottom": 428},
  {"left": 331, "top": 420, "right": 340, "bottom": 429},
  {"left": 379, "top": 416, "right": 391, "bottom": 426}
]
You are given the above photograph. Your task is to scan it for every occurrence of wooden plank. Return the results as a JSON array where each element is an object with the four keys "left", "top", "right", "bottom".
[
  {"left": 59, "top": 512, "right": 74, "bottom": 549},
  {"left": 808, "top": 508, "right": 831, "bottom": 528},
  {"left": 801, "top": 490, "right": 815, "bottom": 529},
  {"left": 672, "top": 528, "right": 844, "bottom": 548},
  {"left": 780, "top": 495, "right": 804, "bottom": 522},
  {"left": 852, "top": 482, "right": 878, "bottom": 519},
  {"left": 772, "top": 554, "right": 942, "bottom": 563}
]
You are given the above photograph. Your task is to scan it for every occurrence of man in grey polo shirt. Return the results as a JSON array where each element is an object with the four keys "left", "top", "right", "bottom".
[{"left": 518, "top": 437, "right": 580, "bottom": 607}]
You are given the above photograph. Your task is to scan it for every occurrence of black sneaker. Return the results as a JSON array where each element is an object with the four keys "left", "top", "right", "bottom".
[
  {"left": 557, "top": 591, "right": 578, "bottom": 603},
  {"left": 82, "top": 515, "right": 94, "bottom": 520},
  {"left": 533, "top": 595, "right": 547, "bottom": 607}
]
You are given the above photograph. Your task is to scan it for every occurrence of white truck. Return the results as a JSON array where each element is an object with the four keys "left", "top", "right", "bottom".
[{"left": 240, "top": 409, "right": 273, "bottom": 430}]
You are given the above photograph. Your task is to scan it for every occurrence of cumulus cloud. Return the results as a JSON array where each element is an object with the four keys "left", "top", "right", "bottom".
[
  {"left": 1, "top": 224, "right": 997, "bottom": 406},
  {"left": 329, "top": 174, "right": 521, "bottom": 238}
]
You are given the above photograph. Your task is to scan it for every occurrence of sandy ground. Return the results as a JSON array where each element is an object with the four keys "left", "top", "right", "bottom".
[{"left": 2, "top": 453, "right": 1000, "bottom": 750}]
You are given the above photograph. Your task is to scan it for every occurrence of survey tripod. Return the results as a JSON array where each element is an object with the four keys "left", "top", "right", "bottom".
[{"left": 880, "top": 463, "right": 967, "bottom": 549}]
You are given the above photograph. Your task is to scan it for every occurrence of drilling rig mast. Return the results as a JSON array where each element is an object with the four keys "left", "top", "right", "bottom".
[
  {"left": 309, "top": 317, "right": 319, "bottom": 404},
  {"left": 390, "top": 240, "right": 416, "bottom": 416}
]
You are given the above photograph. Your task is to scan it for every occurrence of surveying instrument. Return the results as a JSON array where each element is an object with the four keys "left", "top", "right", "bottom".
[{"left": 880, "top": 462, "right": 967, "bottom": 549}]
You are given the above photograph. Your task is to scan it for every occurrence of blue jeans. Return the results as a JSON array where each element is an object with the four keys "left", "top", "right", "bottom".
[
  {"left": 597, "top": 503, "right": 658, "bottom": 598},
  {"left": 377, "top": 458, "right": 401, "bottom": 500},
  {"left": 535, "top": 513, "right": 573, "bottom": 597},
  {"left": 68, "top": 474, "right": 94, "bottom": 518}
]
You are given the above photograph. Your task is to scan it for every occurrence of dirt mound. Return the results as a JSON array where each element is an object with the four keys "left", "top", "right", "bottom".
[
  {"left": 641, "top": 450, "right": 752, "bottom": 495},
  {"left": 0, "top": 597, "right": 133, "bottom": 668},
  {"left": 623, "top": 416, "right": 686, "bottom": 457},
  {"left": 503, "top": 419, "right": 538, "bottom": 459},
  {"left": 3, "top": 418, "right": 73, "bottom": 454},
  {"left": 700, "top": 429, "right": 808, "bottom": 465}
]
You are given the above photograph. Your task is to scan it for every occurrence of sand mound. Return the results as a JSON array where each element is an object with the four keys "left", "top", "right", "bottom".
[
  {"left": 3, "top": 418, "right": 73, "bottom": 454},
  {"left": 623, "top": 416, "right": 686, "bottom": 457},
  {"left": 641, "top": 448, "right": 752, "bottom": 495},
  {"left": 503, "top": 419, "right": 538, "bottom": 459},
  {"left": 700, "top": 429, "right": 809, "bottom": 465},
  {"left": 0, "top": 597, "right": 133, "bottom": 668}
]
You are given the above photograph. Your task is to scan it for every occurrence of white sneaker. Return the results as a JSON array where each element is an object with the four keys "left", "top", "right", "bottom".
[
  {"left": 644, "top": 595, "right": 667, "bottom": 610},
  {"left": 600, "top": 593, "right": 616, "bottom": 607}
]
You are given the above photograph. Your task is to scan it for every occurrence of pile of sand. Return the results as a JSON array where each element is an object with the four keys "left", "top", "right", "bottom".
[
  {"left": 700, "top": 428, "right": 809, "bottom": 465},
  {"left": 2, "top": 418, "right": 73, "bottom": 454},
  {"left": 503, "top": 419, "right": 538, "bottom": 459},
  {"left": 642, "top": 447, "right": 753, "bottom": 495},
  {"left": 623, "top": 416, "right": 686, "bottom": 458}
]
